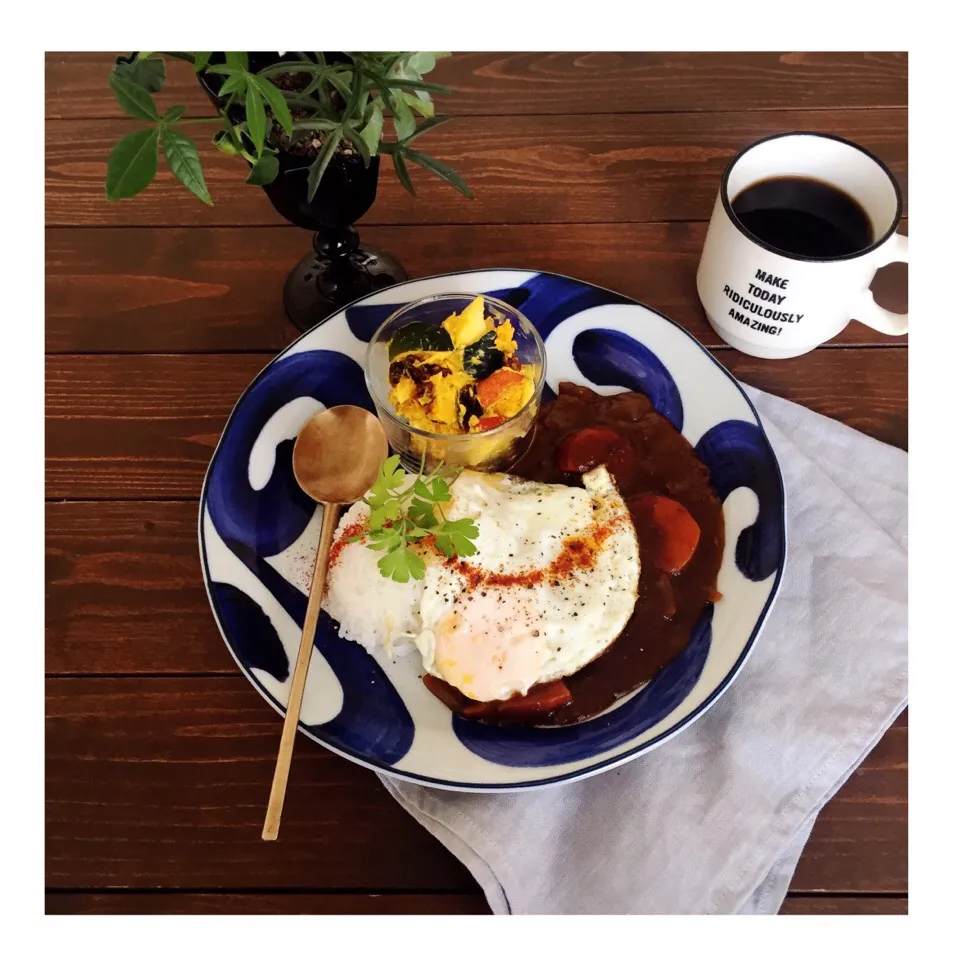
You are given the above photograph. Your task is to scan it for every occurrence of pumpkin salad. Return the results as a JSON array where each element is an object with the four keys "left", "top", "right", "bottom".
[{"left": 387, "top": 295, "right": 538, "bottom": 434}]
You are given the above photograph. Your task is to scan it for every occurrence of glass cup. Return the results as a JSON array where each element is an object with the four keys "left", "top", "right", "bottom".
[{"left": 364, "top": 293, "right": 547, "bottom": 473}]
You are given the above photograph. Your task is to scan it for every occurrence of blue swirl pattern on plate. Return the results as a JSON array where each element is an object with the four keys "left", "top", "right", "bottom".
[
  {"left": 206, "top": 350, "right": 370, "bottom": 558},
  {"left": 305, "top": 613, "right": 416, "bottom": 763},
  {"left": 203, "top": 348, "right": 414, "bottom": 765},
  {"left": 695, "top": 421, "right": 783, "bottom": 582},
  {"left": 210, "top": 581, "right": 290, "bottom": 682},
  {"left": 451, "top": 606, "right": 714, "bottom": 767},
  {"left": 572, "top": 328, "right": 684, "bottom": 430},
  {"left": 345, "top": 273, "right": 634, "bottom": 345}
]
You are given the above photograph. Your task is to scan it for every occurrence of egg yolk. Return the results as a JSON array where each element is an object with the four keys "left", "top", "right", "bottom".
[{"left": 432, "top": 593, "right": 548, "bottom": 702}]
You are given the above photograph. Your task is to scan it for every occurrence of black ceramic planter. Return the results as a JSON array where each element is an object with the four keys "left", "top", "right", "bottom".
[
  {"left": 198, "top": 56, "right": 407, "bottom": 332},
  {"left": 262, "top": 150, "right": 407, "bottom": 332}
]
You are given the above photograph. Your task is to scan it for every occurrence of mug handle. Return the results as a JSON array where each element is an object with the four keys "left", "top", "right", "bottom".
[{"left": 853, "top": 232, "right": 909, "bottom": 336}]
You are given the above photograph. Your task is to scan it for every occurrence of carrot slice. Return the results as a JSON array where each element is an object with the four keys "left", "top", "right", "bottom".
[
  {"left": 556, "top": 426, "right": 637, "bottom": 485},
  {"left": 631, "top": 495, "right": 701, "bottom": 574},
  {"left": 422, "top": 674, "right": 467, "bottom": 712},
  {"left": 477, "top": 415, "right": 506, "bottom": 430},
  {"left": 475, "top": 368, "right": 526, "bottom": 408},
  {"left": 461, "top": 679, "right": 573, "bottom": 720}
]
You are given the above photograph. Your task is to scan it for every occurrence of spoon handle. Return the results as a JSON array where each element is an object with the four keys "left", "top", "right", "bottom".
[{"left": 262, "top": 502, "right": 341, "bottom": 841}]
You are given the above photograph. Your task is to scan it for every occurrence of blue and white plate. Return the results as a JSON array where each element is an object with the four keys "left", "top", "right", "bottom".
[{"left": 199, "top": 270, "right": 786, "bottom": 791}]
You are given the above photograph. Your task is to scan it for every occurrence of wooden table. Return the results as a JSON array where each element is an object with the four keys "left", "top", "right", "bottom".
[{"left": 45, "top": 52, "right": 908, "bottom": 915}]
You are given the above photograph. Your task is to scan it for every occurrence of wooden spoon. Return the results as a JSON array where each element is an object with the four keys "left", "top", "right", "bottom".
[{"left": 262, "top": 405, "right": 387, "bottom": 841}]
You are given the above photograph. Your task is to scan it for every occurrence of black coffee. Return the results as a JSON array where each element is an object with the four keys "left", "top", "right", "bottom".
[{"left": 731, "top": 176, "right": 874, "bottom": 259}]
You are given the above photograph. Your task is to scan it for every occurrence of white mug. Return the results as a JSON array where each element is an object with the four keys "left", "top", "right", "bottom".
[{"left": 696, "top": 132, "right": 908, "bottom": 359}]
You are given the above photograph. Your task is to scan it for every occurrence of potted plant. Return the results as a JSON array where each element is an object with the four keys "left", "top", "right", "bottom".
[{"left": 105, "top": 51, "right": 471, "bottom": 330}]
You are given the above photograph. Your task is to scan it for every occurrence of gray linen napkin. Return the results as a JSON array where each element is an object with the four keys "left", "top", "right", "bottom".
[{"left": 377, "top": 386, "right": 908, "bottom": 914}]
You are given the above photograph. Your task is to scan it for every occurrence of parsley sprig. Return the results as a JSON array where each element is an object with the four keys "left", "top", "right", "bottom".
[{"left": 349, "top": 453, "right": 479, "bottom": 583}]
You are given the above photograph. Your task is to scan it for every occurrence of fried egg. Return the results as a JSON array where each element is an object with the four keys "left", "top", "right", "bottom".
[{"left": 414, "top": 465, "right": 640, "bottom": 702}]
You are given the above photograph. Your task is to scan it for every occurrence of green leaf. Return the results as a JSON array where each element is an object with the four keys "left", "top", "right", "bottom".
[
  {"left": 446, "top": 516, "right": 480, "bottom": 538},
  {"left": 245, "top": 82, "right": 267, "bottom": 155},
  {"left": 343, "top": 75, "right": 372, "bottom": 130},
  {"left": 252, "top": 76, "right": 293, "bottom": 136},
  {"left": 283, "top": 93, "right": 334, "bottom": 118},
  {"left": 436, "top": 518, "right": 479, "bottom": 558},
  {"left": 367, "top": 536, "right": 401, "bottom": 554},
  {"left": 379, "top": 454, "right": 405, "bottom": 489},
  {"left": 428, "top": 477, "right": 451, "bottom": 501},
  {"left": 291, "top": 118, "right": 340, "bottom": 132},
  {"left": 402, "top": 91, "right": 434, "bottom": 118},
  {"left": 374, "top": 53, "right": 404, "bottom": 71},
  {"left": 355, "top": 454, "right": 476, "bottom": 580},
  {"left": 367, "top": 523, "right": 401, "bottom": 543},
  {"left": 390, "top": 89, "right": 416, "bottom": 141},
  {"left": 108, "top": 70, "right": 159, "bottom": 121},
  {"left": 405, "top": 148, "right": 473, "bottom": 198},
  {"left": 378, "top": 546, "right": 425, "bottom": 583},
  {"left": 364, "top": 73, "right": 418, "bottom": 140},
  {"left": 341, "top": 124, "right": 371, "bottom": 167},
  {"left": 364, "top": 453, "right": 405, "bottom": 509},
  {"left": 303, "top": 82, "right": 337, "bottom": 117},
  {"left": 246, "top": 151, "right": 279, "bottom": 185},
  {"left": 306, "top": 128, "right": 342, "bottom": 200},
  {"left": 408, "top": 498, "right": 438, "bottom": 528},
  {"left": 390, "top": 149, "right": 416, "bottom": 196},
  {"left": 366, "top": 527, "right": 402, "bottom": 551},
  {"left": 363, "top": 72, "right": 415, "bottom": 140},
  {"left": 433, "top": 533, "right": 455, "bottom": 558},
  {"left": 369, "top": 500, "right": 402, "bottom": 529},
  {"left": 162, "top": 128, "right": 212, "bottom": 205},
  {"left": 357, "top": 102, "right": 384, "bottom": 156},
  {"left": 412, "top": 479, "right": 433, "bottom": 500},
  {"left": 201, "top": 64, "right": 237, "bottom": 76},
  {"left": 114, "top": 56, "right": 166, "bottom": 93},
  {"left": 192, "top": 52, "right": 212, "bottom": 72},
  {"left": 213, "top": 128, "right": 241, "bottom": 155},
  {"left": 326, "top": 69, "right": 353, "bottom": 100},
  {"left": 163, "top": 104, "right": 186, "bottom": 122},
  {"left": 376, "top": 76, "right": 451, "bottom": 95},
  {"left": 405, "top": 52, "right": 437, "bottom": 76},
  {"left": 224, "top": 51, "right": 249, "bottom": 71},
  {"left": 364, "top": 489, "right": 388, "bottom": 510},
  {"left": 450, "top": 532, "right": 479, "bottom": 557},
  {"left": 376, "top": 53, "right": 405, "bottom": 74},
  {"left": 218, "top": 73, "right": 247, "bottom": 97},
  {"left": 105, "top": 127, "right": 160, "bottom": 201},
  {"left": 398, "top": 115, "right": 450, "bottom": 146}
]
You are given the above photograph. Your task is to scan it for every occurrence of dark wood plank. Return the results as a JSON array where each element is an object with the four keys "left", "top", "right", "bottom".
[
  {"left": 45, "top": 677, "right": 476, "bottom": 890},
  {"left": 45, "top": 678, "right": 906, "bottom": 893},
  {"left": 723, "top": 350, "right": 908, "bottom": 451},
  {"left": 45, "top": 225, "right": 908, "bottom": 353},
  {"left": 46, "top": 501, "right": 234, "bottom": 675},
  {"left": 780, "top": 896, "right": 906, "bottom": 915},
  {"left": 45, "top": 111, "right": 907, "bottom": 227},
  {"left": 44, "top": 347, "right": 908, "bottom": 501},
  {"left": 46, "top": 52, "right": 908, "bottom": 122},
  {"left": 43, "top": 891, "right": 905, "bottom": 915},
  {"left": 46, "top": 892, "right": 490, "bottom": 915}
]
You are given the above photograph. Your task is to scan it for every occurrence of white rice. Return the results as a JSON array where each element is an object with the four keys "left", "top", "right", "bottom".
[{"left": 321, "top": 499, "right": 424, "bottom": 656}]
